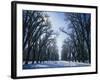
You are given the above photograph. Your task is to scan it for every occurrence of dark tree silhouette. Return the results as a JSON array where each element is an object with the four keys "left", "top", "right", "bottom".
[
  {"left": 23, "top": 10, "right": 59, "bottom": 64},
  {"left": 61, "top": 13, "right": 91, "bottom": 63}
]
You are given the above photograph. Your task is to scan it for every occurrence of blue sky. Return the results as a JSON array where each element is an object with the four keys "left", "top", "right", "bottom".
[{"left": 47, "top": 12, "right": 69, "bottom": 60}]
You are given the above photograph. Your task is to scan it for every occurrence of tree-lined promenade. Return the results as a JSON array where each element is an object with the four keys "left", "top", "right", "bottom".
[{"left": 23, "top": 11, "right": 91, "bottom": 69}]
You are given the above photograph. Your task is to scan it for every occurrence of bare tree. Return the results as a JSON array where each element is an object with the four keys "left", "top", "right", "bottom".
[
  {"left": 23, "top": 10, "right": 59, "bottom": 64},
  {"left": 61, "top": 13, "right": 91, "bottom": 63}
]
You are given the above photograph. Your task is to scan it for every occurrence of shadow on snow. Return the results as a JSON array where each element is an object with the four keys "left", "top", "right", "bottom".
[{"left": 23, "top": 61, "right": 90, "bottom": 69}]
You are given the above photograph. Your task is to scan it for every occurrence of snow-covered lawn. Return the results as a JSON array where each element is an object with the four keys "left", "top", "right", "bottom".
[{"left": 23, "top": 61, "right": 90, "bottom": 69}]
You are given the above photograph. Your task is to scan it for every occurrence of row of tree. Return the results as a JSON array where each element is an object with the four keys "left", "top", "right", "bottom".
[
  {"left": 61, "top": 13, "right": 91, "bottom": 63},
  {"left": 23, "top": 10, "right": 59, "bottom": 64}
]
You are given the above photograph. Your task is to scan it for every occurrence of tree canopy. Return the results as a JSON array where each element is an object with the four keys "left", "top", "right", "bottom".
[
  {"left": 61, "top": 13, "right": 91, "bottom": 63},
  {"left": 23, "top": 10, "right": 59, "bottom": 64}
]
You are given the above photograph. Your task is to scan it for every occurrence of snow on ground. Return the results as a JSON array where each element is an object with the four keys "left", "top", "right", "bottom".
[{"left": 23, "top": 61, "right": 90, "bottom": 69}]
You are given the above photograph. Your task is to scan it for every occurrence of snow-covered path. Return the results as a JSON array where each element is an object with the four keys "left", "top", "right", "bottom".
[{"left": 23, "top": 61, "right": 90, "bottom": 69}]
